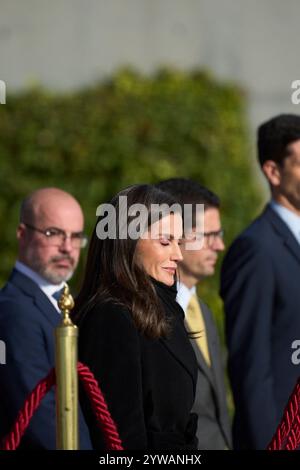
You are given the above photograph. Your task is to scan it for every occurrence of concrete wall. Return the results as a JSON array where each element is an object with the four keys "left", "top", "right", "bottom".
[{"left": 1, "top": 0, "right": 300, "bottom": 128}]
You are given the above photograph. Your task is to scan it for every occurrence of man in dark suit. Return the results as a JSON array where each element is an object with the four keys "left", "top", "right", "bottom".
[
  {"left": 221, "top": 114, "right": 300, "bottom": 449},
  {"left": 0, "top": 187, "right": 91, "bottom": 449},
  {"left": 156, "top": 178, "right": 232, "bottom": 450}
]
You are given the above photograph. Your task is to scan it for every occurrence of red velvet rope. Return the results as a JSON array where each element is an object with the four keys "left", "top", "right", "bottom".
[
  {"left": 4, "top": 359, "right": 299, "bottom": 451},
  {"left": 0, "top": 368, "right": 55, "bottom": 450},
  {"left": 267, "top": 379, "right": 300, "bottom": 450},
  {"left": 0, "top": 363, "right": 123, "bottom": 450},
  {"left": 77, "top": 362, "right": 123, "bottom": 450}
]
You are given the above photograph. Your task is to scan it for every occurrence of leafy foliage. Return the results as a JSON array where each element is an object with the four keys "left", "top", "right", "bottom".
[{"left": 0, "top": 68, "right": 263, "bottom": 341}]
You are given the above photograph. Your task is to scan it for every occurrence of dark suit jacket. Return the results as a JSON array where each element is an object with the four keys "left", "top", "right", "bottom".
[
  {"left": 77, "top": 300, "right": 198, "bottom": 450},
  {"left": 0, "top": 269, "right": 92, "bottom": 449},
  {"left": 220, "top": 204, "right": 300, "bottom": 449},
  {"left": 189, "top": 298, "right": 232, "bottom": 449}
]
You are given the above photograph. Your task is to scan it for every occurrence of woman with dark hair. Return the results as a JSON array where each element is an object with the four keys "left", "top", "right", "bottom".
[{"left": 73, "top": 184, "right": 198, "bottom": 450}]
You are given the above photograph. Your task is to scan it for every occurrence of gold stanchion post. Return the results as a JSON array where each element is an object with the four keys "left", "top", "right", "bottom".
[{"left": 55, "top": 284, "right": 79, "bottom": 450}]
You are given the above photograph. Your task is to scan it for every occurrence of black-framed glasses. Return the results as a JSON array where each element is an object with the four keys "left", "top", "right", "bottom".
[
  {"left": 202, "top": 229, "right": 224, "bottom": 247},
  {"left": 24, "top": 223, "right": 88, "bottom": 248},
  {"left": 184, "top": 229, "right": 224, "bottom": 248}
]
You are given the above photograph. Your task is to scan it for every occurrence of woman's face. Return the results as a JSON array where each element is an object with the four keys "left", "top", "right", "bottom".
[{"left": 135, "top": 213, "right": 183, "bottom": 286}]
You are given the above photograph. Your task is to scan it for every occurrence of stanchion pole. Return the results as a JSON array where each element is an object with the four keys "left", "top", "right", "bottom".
[{"left": 55, "top": 284, "right": 79, "bottom": 450}]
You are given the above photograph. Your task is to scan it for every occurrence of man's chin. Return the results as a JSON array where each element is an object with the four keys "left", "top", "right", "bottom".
[
  {"left": 200, "top": 267, "right": 215, "bottom": 277},
  {"left": 42, "top": 269, "right": 74, "bottom": 284},
  {"left": 192, "top": 267, "right": 215, "bottom": 279}
]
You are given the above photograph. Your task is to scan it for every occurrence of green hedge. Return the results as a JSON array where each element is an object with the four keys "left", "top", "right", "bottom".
[{"left": 0, "top": 68, "right": 263, "bottom": 340}]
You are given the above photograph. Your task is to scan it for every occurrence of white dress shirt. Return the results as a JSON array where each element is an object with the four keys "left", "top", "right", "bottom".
[
  {"left": 270, "top": 200, "right": 300, "bottom": 246},
  {"left": 176, "top": 282, "right": 196, "bottom": 314}
]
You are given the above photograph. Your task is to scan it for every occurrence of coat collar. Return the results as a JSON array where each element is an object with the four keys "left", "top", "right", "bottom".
[
  {"left": 151, "top": 278, "right": 197, "bottom": 390},
  {"left": 160, "top": 313, "right": 198, "bottom": 393},
  {"left": 8, "top": 269, "right": 61, "bottom": 327},
  {"left": 189, "top": 303, "right": 215, "bottom": 382},
  {"left": 264, "top": 204, "right": 300, "bottom": 266}
]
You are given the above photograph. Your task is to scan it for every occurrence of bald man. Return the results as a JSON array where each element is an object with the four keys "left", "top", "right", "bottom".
[{"left": 0, "top": 188, "right": 92, "bottom": 449}]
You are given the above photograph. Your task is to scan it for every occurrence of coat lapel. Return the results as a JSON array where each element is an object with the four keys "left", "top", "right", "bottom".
[
  {"left": 196, "top": 299, "right": 232, "bottom": 446},
  {"left": 9, "top": 269, "right": 61, "bottom": 328},
  {"left": 160, "top": 314, "right": 198, "bottom": 392},
  {"left": 200, "top": 302, "right": 227, "bottom": 405},
  {"left": 190, "top": 300, "right": 215, "bottom": 386},
  {"left": 264, "top": 205, "right": 300, "bottom": 266}
]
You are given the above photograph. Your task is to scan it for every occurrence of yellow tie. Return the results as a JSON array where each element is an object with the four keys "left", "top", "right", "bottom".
[{"left": 186, "top": 294, "right": 211, "bottom": 367}]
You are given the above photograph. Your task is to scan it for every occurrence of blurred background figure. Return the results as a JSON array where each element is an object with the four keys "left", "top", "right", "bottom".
[
  {"left": 0, "top": 3, "right": 269, "bottom": 351},
  {"left": 1, "top": 2, "right": 299, "bottom": 451},
  {"left": 221, "top": 114, "right": 300, "bottom": 449},
  {"left": 73, "top": 184, "right": 199, "bottom": 450},
  {"left": 156, "top": 178, "right": 232, "bottom": 450},
  {"left": 0, "top": 187, "right": 91, "bottom": 449}
]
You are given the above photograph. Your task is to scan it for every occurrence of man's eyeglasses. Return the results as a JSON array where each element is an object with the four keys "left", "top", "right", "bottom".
[
  {"left": 202, "top": 229, "right": 224, "bottom": 247},
  {"left": 24, "top": 223, "right": 88, "bottom": 248},
  {"left": 184, "top": 229, "right": 224, "bottom": 248}
]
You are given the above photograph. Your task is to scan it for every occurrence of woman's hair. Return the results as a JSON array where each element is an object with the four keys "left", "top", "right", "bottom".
[{"left": 73, "top": 184, "right": 181, "bottom": 338}]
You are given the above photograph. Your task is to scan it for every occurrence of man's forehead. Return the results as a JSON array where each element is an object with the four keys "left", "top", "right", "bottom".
[{"left": 35, "top": 203, "right": 83, "bottom": 228}]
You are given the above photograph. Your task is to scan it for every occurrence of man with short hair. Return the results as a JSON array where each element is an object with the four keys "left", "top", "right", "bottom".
[
  {"left": 156, "top": 178, "right": 232, "bottom": 450},
  {"left": 221, "top": 114, "right": 300, "bottom": 449},
  {"left": 0, "top": 187, "right": 91, "bottom": 449}
]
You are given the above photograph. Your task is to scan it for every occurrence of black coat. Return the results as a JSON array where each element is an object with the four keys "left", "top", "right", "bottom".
[{"left": 77, "top": 296, "right": 198, "bottom": 450}]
